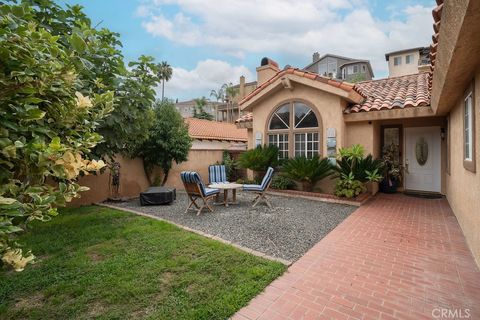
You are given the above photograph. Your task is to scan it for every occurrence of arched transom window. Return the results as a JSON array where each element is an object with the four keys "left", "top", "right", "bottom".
[{"left": 267, "top": 101, "right": 320, "bottom": 159}]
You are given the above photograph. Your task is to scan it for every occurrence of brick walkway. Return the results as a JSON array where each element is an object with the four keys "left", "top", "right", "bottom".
[{"left": 233, "top": 194, "right": 480, "bottom": 320}]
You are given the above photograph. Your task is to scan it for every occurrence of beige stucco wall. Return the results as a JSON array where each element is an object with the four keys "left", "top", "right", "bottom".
[
  {"left": 388, "top": 50, "right": 420, "bottom": 78},
  {"left": 250, "top": 83, "right": 346, "bottom": 193},
  {"left": 445, "top": 68, "right": 480, "bottom": 266},
  {"left": 70, "top": 155, "right": 150, "bottom": 207}
]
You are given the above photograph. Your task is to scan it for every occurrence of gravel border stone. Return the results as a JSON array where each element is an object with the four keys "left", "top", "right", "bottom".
[{"left": 105, "top": 191, "right": 356, "bottom": 262}]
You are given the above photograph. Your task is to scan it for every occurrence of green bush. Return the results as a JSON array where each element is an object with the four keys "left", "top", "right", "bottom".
[
  {"left": 270, "top": 175, "right": 295, "bottom": 190},
  {"left": 237, "top": 145, "right": 279, "bottom": 173},
  {"left": 333, "top": 145, "right": 382, "bottom": 198},
  {"left": 334, "top": 173, "right": 366, "bottom": 198},
  {"left": 0, "top": 4, "right": 114, "bottom": 271},
  {"left": 281, "top": 156, "right": 333, "bottom": 191}
]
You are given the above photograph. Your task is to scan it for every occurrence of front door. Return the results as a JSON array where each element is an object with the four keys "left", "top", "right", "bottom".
[{"left": 404, "top": 127, "right": 441, "bottom": 193}]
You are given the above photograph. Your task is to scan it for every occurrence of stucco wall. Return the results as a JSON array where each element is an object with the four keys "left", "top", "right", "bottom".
[
  {"left": 70, "top": 155, "right": 150, "bottom": 207},
  {"left": 445, "top": 68, "right": 480, "bottom": 266},
  {"left": 250, "top": 83, "right": 346, "bottom": 193}
]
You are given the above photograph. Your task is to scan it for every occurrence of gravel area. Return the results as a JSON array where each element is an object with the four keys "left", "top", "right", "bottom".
[{"left": 107, "top": 192, "right": 356, "bottom": 261}]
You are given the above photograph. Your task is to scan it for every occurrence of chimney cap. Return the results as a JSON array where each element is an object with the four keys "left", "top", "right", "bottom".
[{"left": 261, "top": 57, "right": 279, "bottom": 69}]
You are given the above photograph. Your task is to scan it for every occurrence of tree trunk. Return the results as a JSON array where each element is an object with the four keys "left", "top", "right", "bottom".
[
  {"left": 161, "top": 80, "right": 165, "bottom": 101},
  {"left": 161, "top": 168, "right": 170, "bottom": 186},
  {"left": 143, "top": 159, "right": 152, "bottom": 186}
]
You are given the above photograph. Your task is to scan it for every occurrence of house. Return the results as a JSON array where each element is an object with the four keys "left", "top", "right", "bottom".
[
  {"left": 236, "top": 0, "right": 480, "bottom": 266},
  {"left": 385, "top": 47, "right": 431, "bottom": 77},
  {"left": 304, "top": 52, "right": 374, "bottom": 82},
  {"left": 215, "top": 76, "right": 258, "bottom": 123},
  {"left": 174, "top": 99, "right": 220, "bottom": 120}
]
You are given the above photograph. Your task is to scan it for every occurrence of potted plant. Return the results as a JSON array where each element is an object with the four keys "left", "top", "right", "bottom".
[{"left": 379, "top": 143, "right": 402, "bottom": 193}]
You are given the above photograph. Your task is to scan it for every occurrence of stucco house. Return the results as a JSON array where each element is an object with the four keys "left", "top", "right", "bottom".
[
  {"left": 236, "top": 0, "right": 480, "bottom": 265},
  {"left": 385, "top": 46, "right": 431, "bottom": 77},
  {"left": 304, "top": 52, "right": 374, "bottom": 82}
]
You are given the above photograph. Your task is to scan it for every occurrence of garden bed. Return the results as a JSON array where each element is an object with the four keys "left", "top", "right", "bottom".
[{"left": 268, "top": 189, "right": 372, "bottom": 206}]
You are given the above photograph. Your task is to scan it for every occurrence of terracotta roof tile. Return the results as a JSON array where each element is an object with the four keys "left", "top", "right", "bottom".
[
  {"left": 346, "top": 73, "right": 430, "bottom": 113},
  {"left": 239, "top": 68, "right": 360, "bottom": 106},
  {"left": 185, "top": 118, "right": 247, "bottom": 141},
  {"left": 235, "top": 113, "right": 253, "bottom": 123}
]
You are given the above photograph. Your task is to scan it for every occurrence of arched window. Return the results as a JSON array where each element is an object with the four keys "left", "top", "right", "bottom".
[{"left": 267, "top": 101, "right": 320, "bottom": 159}]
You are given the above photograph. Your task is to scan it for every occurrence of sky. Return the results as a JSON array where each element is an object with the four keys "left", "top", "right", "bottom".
[{"left": 66, "top": 0, "right": 435, "bottom": 101}]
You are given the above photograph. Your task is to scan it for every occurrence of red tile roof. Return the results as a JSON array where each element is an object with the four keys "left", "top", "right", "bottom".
[
  {"left": 235, "top": 113, "right": 253, "bottom": 124},
  {"left": 346, "top": 73, "right": 430, "bottom": 113},
  {"left": 429, "top": 0, "right": 443, "bottom": 89},
  {"left": 185, "top": 118, "right": 247, "bottom": 142},
  {"left": 239, "top": 68, "right": 361, "bottom": 106}
]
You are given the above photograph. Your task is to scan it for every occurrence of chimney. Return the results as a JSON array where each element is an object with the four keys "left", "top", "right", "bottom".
[
  {"left": 256, "top": 57, "right": 280, "bottom": 86},
  {"left": 313, "top": 52, "right": 320, "bottom": 62},
  {"left": 239, "top": 75, "right": 246, "bottom": 99}
]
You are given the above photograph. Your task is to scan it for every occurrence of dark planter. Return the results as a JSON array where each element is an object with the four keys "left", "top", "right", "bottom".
[{"left": 379, "top": 178, "right": 399, "bottom": 193}]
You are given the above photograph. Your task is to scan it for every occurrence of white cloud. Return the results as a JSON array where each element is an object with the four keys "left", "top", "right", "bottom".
[
  {"left": 140, "top": 0, "right": 434, "bottom": 77},
  {"left": 164, "top": 59, "right": 253, "bottom": 100}
]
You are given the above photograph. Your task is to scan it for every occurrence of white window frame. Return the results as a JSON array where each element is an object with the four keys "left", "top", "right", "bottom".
[
  {"left": 405, "top": 54, "right": 413, "bottom": 64},
  {"left": 464, "top": 92, "right": 473, "bottom": 161},
  {"left": 394, "top": 56, "right": 402, "bottom": 66},
  {"left": 294, "top": 132, "right": 319, "bottom": 159},
  {"left": 268, "top": 133, "right": 289, "bottom": 159}
]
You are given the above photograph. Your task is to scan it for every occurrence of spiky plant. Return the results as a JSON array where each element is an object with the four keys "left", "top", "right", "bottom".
[{"left": 281, "top": 156, "right": 333, "bottom": 191}]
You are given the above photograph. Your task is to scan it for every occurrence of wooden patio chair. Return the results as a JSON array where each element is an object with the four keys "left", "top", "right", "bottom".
[
  {"left": 208, "top": 164, "right": 228, "bottom": 184},
  {"left": 242, "top": 167, "right": 274, "bottom": 208},
  {"left": 180, "top": 171, "right": 220, "bottom": 215}
]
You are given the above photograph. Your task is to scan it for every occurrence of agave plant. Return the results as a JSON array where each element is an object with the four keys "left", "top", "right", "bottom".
[
  {"left": 333, "top": 145, "right": 382, "bottom": 183},
  {"left": 281, "top": 156, "right": 333, "bottom": 191}
]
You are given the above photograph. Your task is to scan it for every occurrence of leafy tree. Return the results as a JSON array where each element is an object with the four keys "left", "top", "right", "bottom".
[
  {"left": 349, "top": 74, "right": 367, "bottom": 83},
  {"left": 159, "top": 61, "right": 172, "bottom": 101},
  {"left": 95, "top": 56, "right": 161, "bottom": 157},
  {"left": 192, "top": 97, "right": 213, "bottom": 120},
  {"left": 137, "top": 101, "right": 192, "bottom": 186},
  {"left": 0, "top": 3, "right": 113, "bottom": 271},
  {"left": 19, "top": 0, "right": 163, "bottom": 158}
]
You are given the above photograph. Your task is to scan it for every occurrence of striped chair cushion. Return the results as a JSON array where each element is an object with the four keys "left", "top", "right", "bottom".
[
  {"left": 243, "top": 184, "right": 263, "bottom": 191},
  {"left": 208, "top": 165, "right": 228, "bottom": 183},
  {"left": 243, "top": 167, "right": 274, "bottom": 192},
  {"left": 181, "top": 171, "right": 219, "bottom": 197},
  {"left": 260, "top": 167, "right": 274, "bottom": 189}
]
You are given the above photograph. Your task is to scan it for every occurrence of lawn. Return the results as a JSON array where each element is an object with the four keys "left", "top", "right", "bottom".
[{"left": 0, "top": 206, "right": 286, "bottom": 320}]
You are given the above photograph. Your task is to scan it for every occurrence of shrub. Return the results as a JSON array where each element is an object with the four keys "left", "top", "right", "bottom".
[
  {"left": 0, "top": 4, "right": 114, "bottom": 271},
  {"left": 270, "top": 175, "right": 295, "bottom": 190},
  {"left": 237, "top": 145, "right": 279, "bottom": 173},
  {"left": 281, "top": 156, "right": 333, "bottom": 191},
  {"left": 333, "top": 145, "right": 382, "bottom": 198},
  {"left": 136, "top": 101, "right": 192, "bottom": 186},
  {"left": 334, "top": 173, "right": 366, "bottom": 198},
  {"left": 222, "top": 151, "right": 236, "bottom": 181}
]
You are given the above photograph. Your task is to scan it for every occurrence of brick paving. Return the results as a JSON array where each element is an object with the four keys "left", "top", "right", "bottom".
[{"left": 233, "top": 194, "right": 480, "bottom": 320}]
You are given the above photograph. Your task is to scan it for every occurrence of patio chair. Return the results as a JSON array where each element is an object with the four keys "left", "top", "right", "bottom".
[
  {"left": 208, "top": 165, "right": 228, "bottom": 184},
  {"left": 180, "top": 171, "right": 220, "bottom": 215},
  {"left": 243, "top": 167, "right": 274, "bottom": 208}
]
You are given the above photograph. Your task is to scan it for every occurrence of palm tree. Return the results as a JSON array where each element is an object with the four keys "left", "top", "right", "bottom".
[
  {"left": 210, "top": 87, "right": 225, "bottom": 121},
  {"left": 159, "top": 61, "right": 172, "bottom": 101}
]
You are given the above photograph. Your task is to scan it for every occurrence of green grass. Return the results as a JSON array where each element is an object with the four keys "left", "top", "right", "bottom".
[{"left": 0, "top": 206, "right": 286, "bottom": 320}]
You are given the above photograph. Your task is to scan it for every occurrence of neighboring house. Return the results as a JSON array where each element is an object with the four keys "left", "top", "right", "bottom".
[
  {"left": 174, "top": 99, "right": 219, "bottom": 119},
  {"left": 304, "top": 52, "right": 374, "bottom": 82},
  {"left": 216, "top": 76, "right": 258, "bottom": 123},
  {"left": 236, "top": 0, "right": 480, "bottom": 266},
  {"left": 385, "top": 47, "right": 431, "bottom": 77}
]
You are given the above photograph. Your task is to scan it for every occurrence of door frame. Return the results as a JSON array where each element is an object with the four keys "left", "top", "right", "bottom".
[{"left": 403, "top": 126, "right": 442, "bottom": 193}]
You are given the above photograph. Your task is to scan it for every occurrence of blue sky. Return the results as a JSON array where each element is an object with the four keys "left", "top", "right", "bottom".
[{"left": 66, "top": 0, "right": 435, "bottom": 101}]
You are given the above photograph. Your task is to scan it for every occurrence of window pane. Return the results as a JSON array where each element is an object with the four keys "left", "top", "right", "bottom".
[
  {"left": 269, "top": 104, "right": 290, "bottom": 130},
  {"left": 295, "top": 103, "right": 318, "bottom": 128}
]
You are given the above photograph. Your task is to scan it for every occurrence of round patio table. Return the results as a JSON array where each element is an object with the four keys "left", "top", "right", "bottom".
[{"left": 208, "top": 183, "right": 243, "bottom": 207}]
